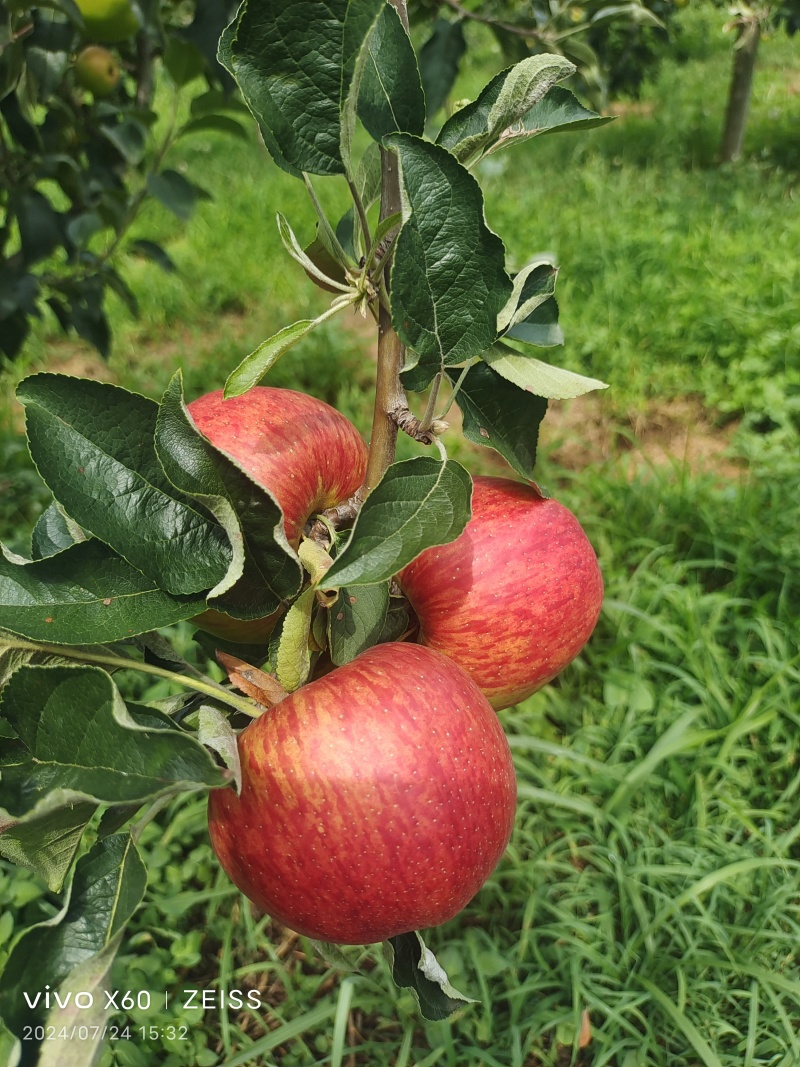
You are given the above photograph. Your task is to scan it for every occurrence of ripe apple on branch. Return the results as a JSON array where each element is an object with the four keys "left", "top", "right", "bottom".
[
  {"left": 208, "top": 642, "right": 517, "bottom": 945},
  {"left": 0, "top": 0, "right": 614, "bottom": 1034},
  {"left": 187, "top": 386, "right": 369, "bottom": 644},
  {"left": 186, "top": 388, "right": 604, "bottom": 714},
  {"left": 189, "top": 388, "right": 602, "bottom": 944}
]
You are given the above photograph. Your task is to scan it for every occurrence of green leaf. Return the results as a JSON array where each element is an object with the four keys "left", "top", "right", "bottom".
[
  {"left": 505, "top": 296, "right": 564, "bottom": 347},
  {"left": 436, "top": 54, "right": 575, "bottom": 165},
  {"left": 97, "top": 803, "right": 142, "bottom": 841},
  {"left": 354, "top": 141, "right": 382, "bottom": 210},
  {"left": 327, "top": 582, "right": 389, "bottom": 666},
  {"left": 372, "top": 211, "right": 402, "bottom": 248},
  {"left": 276, "top": 212, "right": 351, "bottom": 293},
  {"left": 104, "top": 268, "right": 139, "bottom": 320},
  {"left": 30, "top": 502, "right": 85, "bottom": 560},
  {"left": 0, "top": 633, "right": 81, "bottom": 690},
  {"left": 591, "top": 3, "right": 664, "bottom": 27},
  {"left": 155, "top": 374, "right": 301, "bottom": 619},
  {"left": 69, "top": 281, "right": 110, "bottom": 359},
  {"left": 275, "top": 587, "right": 316, "bottom": 692},
  {"left": 101, "top": 119, "right": 148, "bottom": 166},
  {"left": 0, "top": 665, "right": 228, "bottom": 823},
  {"left": 298, "top": 539, "right": 335, "bottom": 587},
  {"left": 418, "top": 18, "right": 466, "bottom": 118},
  {"left": 497, "top": 258, "right": 558, "bottom": 334},
  {"left": 0, "top": 1019, "right": 19, "bottom": 1067},
  {"left": 310, "top": 940, "right": 360, "bottom": 973},
  {"left": 197, "top": 705, "right": 242, "bottom": 794},
  {"left": 66, "top": 211, "right": 103, "bottom": 250},
  {"left": 26, "top": 45, "right": 71, "bottom": 102},
  {"left": 387, "top": 931, "right": 476, "bottom": 1021},
  {"left": 163, "top": 37, "right": 206, "bottom": 88},
  {"left": 449, "top": 361, "right": 548, "bottom": 479},
  {"left": 218, "top": 0, "right": 383, "bottom": 176},
  {"left": 339, "top": 0, "right": 387, "bottom": 171},
  {"left": 16, "top": 189, "right": 63, "bottom": 267},
  {"left": 336, "top": 207, "right": 357, "bottom": 261},
  {"left": 387, "top": 135, "right": 511, "bottom": 387},
  {"left": 0, "top": 801, "right": 96, "bottom": 893},
  {"left": 181, "top": 2, "right": 238, "bottom": 93},
  {"left": 38, "top": 932, "right": 123, "bottom": 1067},
  {"left": 357, "top": 3, "right": 425, "bottom": 142},
  {"left": 324, "top": 456, "right": 472, "bottom": 588},
  {"left": 223, "top": 320, "right": 318, "bottom": 396},
  {"left": 8, "top": 0, "right": 83, "bottom": 26},
  {"left": 146, "top": 169, "right": 211, "bottom": 221},
  {"left": 129, "top": 238, "right": 177, "bottom": 274},
  {"left": 177, "top": 113, "right": 249, "bottom": 141},
  {"left": 17, "top": 374, "right": 231, "bottom": 597},
  {"left": 381, "top": 596, "right": 410, "bottom": 643},
  {"left": 482, "top": 85, "right": 613, "bottom": 157},
  {"left": 0, "top": 834, "right": 147, "bottom": 1039},
  {"left": 0, "top": 540, "right": 207, "bottom": 645},
  {"left": 482, "top": 346, "right": 608, "bottom": 399},
  {"left": 305, "top": 234, "right": 350, "bottom": 291}
]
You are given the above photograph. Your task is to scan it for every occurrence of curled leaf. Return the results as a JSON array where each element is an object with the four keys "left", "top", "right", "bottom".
[{"left": 216, "top": 651, "right": 288, "bottom": 708}]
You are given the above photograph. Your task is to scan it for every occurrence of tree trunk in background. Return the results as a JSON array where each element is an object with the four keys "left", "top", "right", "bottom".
[{"left": 719, "top": 18, "right": 762, "bottom": 163}]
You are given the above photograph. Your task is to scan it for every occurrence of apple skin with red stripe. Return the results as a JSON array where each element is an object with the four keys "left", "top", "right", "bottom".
[
  {"left": 398, "top": 476, "right": 604, "bottom": 711},
  {"left": 186, "top": 387, "right": 368, "bottom": 643},
  {"left": 207, "top": 642, "right": 517, "bottom": 944}
]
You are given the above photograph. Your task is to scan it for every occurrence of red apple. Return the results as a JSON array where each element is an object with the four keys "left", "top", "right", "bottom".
[
  {"left": 187, "top": 387, "right": 368, "bottom": 642},
  {"left": 399, "top": 476, "right": 603, "bottom": 711},
  {"left": 207, "top": 642, "right": 516, "bottom": 944}
]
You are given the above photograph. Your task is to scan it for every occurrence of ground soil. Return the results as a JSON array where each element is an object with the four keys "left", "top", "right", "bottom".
[{"left": 541, "top": 393, "right": 745, "bottom": 480}]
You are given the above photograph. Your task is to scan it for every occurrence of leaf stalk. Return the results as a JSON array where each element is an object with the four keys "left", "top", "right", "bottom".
[{"left": 3, "top": 636, "right": 260, "bottom": 718}]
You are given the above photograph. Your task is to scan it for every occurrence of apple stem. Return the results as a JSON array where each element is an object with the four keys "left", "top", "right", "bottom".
[{"left": 305, "top": 490, "right": 364, "bottom": 545}]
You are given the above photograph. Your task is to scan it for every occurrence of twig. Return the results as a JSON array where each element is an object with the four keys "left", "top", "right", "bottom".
[
  {"left": 363, "top": 145, "right": 408, "bottom": 492},
  {"left": 390, "top": 402, "right": 448, "bottom": 445},
  {"left": 362, "top": 0, "right": 413, "bottom": 493},
  {"left": 441, "top": 0, "right": 547, "bottom": 42}
]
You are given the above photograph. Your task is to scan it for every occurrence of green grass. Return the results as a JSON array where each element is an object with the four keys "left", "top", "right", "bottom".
[
  {"left": 3, "top": 454, "right": 796, "bottom": 1066},
  {"left": 478, "top": 9, "right": 800, "bottom": 434},
  {"left": 2, "top": 5, "right": 800, "bottom": 1065}
]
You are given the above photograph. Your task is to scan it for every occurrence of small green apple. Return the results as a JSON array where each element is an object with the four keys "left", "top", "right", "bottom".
[
  {"left": 74, "top": 45, "right": 121, "bottom": 97},
  {"left": 76, "top": 0, "right": 141, "bottom": 43}
]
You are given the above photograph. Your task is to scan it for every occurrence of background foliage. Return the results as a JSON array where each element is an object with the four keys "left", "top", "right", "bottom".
[{"left": 0, "top": 0, "right": 241, "bottom": 360}]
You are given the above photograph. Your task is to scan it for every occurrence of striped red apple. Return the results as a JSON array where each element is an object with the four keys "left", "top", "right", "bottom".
[
  {"left": 187, "top": 386, "right": 368, "bottom": 642},
  {"left": 207, "top": 642, "right": 516, "bottom": 944},
  {"left": 399, "top": 476, "right": 604, "bottom": 711}
]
